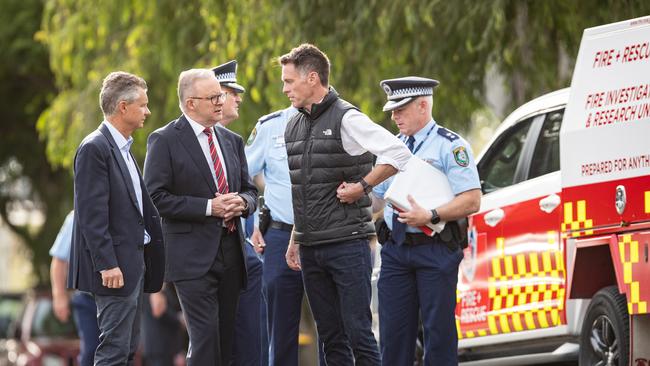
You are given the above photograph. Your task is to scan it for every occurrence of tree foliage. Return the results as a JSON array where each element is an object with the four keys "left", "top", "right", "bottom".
[
  {"left": 0, "top": 0, "right": 71, "bottom": 284},
  {"left": 37, "top": 0, "right": 650, "bottom": 169},
  {"left": 4, "top": 0, "right": 649, "bottom": 283}
]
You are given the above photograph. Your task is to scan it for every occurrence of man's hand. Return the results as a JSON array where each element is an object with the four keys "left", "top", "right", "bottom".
[
  {"left": 285, "top": 238, "right": 301, "bottom": 271},
  {"left": 150, "top": 291, "right": 167, "bottom": 318},
  {"left": 336, "top": 182, "right": 364, "bottom": 204},
  {"left": 397, "top": 195, "right": 433, "bottom": 227},
  {"left": 100, "top": 267, "right": 124, "bottom": 288},
  {"left": 251, "top": 226, "right": 266, "bottom": 254},
  {"left": 52, "top": 292, "right": 70, "bottom": 322},
  {"left": 211, "top": 193, "right": 246, "bottom": 220},
  {"left": 224, "top": 194, "right": 248, "bottom": 220}
]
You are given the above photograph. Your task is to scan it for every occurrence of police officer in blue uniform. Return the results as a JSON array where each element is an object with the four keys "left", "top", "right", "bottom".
[
  {"left": 49, "top": 211, "right": 100, "bottom": 366},
  {"left": 212, "top": 60, "right": 267, "bottom": 365},
  {"left": 246, "top": 106, "right": 327, "bottom": 366},
  {"left": 373, "top": 77, "right": 482, "bottom": 366}
]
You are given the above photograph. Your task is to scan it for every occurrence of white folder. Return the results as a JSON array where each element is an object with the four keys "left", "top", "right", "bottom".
[{"left": 384, "top": 156, "right": 454, "bottom": 234}]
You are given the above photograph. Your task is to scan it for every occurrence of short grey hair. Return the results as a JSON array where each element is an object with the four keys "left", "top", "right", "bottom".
[
  {"left": 419, "top": 95, "right": 434, "bottom": 112},
  {"left": 100, "top": 71, "right": 147, "bottom": 116},
  {"left": 178, "top": 68, "right": 217, "bottom": 113}
]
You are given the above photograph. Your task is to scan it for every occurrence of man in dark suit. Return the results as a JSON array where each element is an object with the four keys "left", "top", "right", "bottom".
[
  {"left": 69, "top": 71, "right": 165, "bottom": 365},
  {"left": 144, "top": 68, "right": 257, "bottom": 366}
]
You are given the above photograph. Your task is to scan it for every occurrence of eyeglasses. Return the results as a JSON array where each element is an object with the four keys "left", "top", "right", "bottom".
[{"left": 189, "top": 92, "right": 227, "bottom": 105}]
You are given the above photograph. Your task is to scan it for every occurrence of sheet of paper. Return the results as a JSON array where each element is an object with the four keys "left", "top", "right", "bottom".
[{"left": 384, "top": 156, "right": 454, "bottom": 234}]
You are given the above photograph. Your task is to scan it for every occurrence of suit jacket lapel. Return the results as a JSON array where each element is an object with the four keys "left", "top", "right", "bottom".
[
  {"left": 176, "top": 116, "right": 219, "bottom": 194},
  {"left": 213, "top": 125, "right": 236, "bottom": 190},
  {"left": 99, "top": 124, "right": 141, "bottom": 214}
]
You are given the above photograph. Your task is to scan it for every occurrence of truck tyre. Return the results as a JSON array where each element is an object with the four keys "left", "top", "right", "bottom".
[{"left": 579, "top": 286, "right": 629, "bottom": 366}]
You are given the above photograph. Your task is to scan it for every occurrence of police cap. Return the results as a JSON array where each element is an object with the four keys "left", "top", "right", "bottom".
[
  {"left": 212, "top": 60, "right": 245, "bottom": 93},
  {"left": 379, "top": 76, "right": 439, "bottom": 112}
]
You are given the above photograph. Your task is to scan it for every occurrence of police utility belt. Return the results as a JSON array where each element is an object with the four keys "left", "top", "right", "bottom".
[
  {"left": 258, "top": 204, "right": 293, "bottom": 235},
  {"left": 375, "top": 217, "right": 468, "bottom": 251}
]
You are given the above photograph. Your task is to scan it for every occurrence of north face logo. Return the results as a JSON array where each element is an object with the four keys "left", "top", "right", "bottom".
[{"left": 322, "top": 129, "right": 332, "bottom": 136}]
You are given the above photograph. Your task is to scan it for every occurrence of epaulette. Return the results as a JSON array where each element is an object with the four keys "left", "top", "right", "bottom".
[
  {"left": 257, "top": 111, "right": 282, "bottom": 125},
  {"left": 437, "top": 127, "right": 459, "bottom": 142}
]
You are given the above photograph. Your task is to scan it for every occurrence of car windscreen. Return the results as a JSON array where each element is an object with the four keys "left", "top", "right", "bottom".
[{"left": 30, "top": 298, "right": 77, "bottom": 339}]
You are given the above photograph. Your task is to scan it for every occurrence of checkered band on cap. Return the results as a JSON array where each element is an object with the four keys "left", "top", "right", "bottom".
[
  {"left": 388, "top": 86, "right": 434, "bottom": 100},
  {"left": 215, "top": 72, "right": 236, "bottom": 82}
]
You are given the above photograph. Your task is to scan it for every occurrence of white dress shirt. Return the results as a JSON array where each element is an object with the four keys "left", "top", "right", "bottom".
[
  {"left": 102, "top": 121, "right": 150, "bottom": 244},
  {"left": 184, "top": 116, "right": 228, "bottom": 217},
  {"left": 340, "top": 110, "right": 412, "bottom": 170}
]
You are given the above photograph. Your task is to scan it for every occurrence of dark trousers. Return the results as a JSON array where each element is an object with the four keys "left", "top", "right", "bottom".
[
  {"left": 378, "top": 238, "right": 463, "bottom": 366},
  {"left": 300, "top": 239, "right": 380, "bottom": 366},
  {"left": 233, "top": 242, "right": 266, "bottom": 366},
  {"left": 94, "top": 275, "right": 144, "bottom": 366},
  {"left": 71, "top": 291, "right": 100, "bottom": 366},
  {"left": 141, "top": 289, "right": 182, "bottom": 366},
  {"left": 174, "top": 231, "right": 245, "bottom": 366},
  {"left": 263, "top": 228, "right": 315, "bottom": 366}
]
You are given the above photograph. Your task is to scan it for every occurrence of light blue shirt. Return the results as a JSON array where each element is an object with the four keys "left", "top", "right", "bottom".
[
  {"left": 49, "top": 210, "right": 75, "bottom": 261},
  {"left": 373, "top": 119, "right": 480, "bottom": 233},
  {"left": 245, "top": 107, "right": 297, "bottom": 225},
  {"left": 102, "top": 121, "right": 150, "bottom": 244}
]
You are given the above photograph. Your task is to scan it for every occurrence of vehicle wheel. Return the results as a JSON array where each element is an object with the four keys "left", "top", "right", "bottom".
[{"left": 579, "top": 286, "right": 629, "bottom": 366}]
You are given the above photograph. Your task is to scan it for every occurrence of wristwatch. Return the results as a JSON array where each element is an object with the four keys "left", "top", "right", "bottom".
[
  {"left": 359, "top": 178, "right": 373, "bottom": 194},
  {"left": 430, "top": 209, "right": 440, "bottom": 225}
]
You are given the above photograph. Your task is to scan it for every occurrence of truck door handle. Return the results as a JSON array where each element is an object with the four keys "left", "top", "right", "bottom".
[
  {"left": 539, "top": 194, "right": 561, "bottom": 213},
  {"left": 484, "top": 209, "right": 504, "bottom": 227}
]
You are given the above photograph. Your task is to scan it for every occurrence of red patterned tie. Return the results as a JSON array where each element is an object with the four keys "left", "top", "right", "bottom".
[{"left": 203, "top": 128, "right": 236, "bottom": 232}]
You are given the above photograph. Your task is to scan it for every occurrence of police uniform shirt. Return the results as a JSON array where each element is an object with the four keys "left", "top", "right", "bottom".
[
  {"left": 373, "top": 119, "right": 480, "bottom": 233},
  {"left": 245, "top": 107, "right": 298, "bottom": 225},
  {"left": 49, "top": 210, "right": 75, "bottom": 261}
]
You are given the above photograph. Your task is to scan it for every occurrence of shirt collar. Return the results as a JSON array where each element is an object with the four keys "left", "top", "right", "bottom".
[
  {"left": 410, "top": 119, "right": 437, "bottom": 144},
  {"left": 102, "top": 121, "right": 132, "bottom": 152},
  {"left": 185, "top": 114, "right": 215, "bottom": 137}
]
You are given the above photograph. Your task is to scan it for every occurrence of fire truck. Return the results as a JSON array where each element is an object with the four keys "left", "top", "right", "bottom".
[{"left": 456, "top": 16, "right": 650, "bottom": 365}]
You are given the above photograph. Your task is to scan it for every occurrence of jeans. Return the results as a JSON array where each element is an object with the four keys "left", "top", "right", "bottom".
[
  {"left": 94, "top": 275, "right": 144, "bottom": 366},
  {"left": 300, "top": 239, "right": 380, "bottom": 366}
]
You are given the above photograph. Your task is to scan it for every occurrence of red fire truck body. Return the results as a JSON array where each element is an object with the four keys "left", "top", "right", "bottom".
[{"left": 456, "top": 16, "right": 650, "bottom": 366}]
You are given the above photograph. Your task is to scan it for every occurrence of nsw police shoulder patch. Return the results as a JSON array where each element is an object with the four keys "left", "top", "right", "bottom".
[
  {"left": 453, "top": 146, "right": 469, "bottom": 167},
  {"left": 246, "top": 127, "right": 257, "bottom": 146}
]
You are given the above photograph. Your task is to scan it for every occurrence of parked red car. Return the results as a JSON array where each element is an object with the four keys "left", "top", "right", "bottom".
[{"left": 5, "top": 290, "right": 79, "bottom": 366}]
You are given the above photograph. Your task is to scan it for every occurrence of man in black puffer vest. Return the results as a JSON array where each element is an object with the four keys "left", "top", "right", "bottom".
[{"left": 279, "top": 44, "right": 412, "bottom": 366}]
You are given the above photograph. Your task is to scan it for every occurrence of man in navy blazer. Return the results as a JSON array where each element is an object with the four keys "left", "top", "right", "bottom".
[
  {"left": 144, "top": 68, "right": 257, "bottom": 366},
  {"left": 69, "top": 71, "right": 165, "bottom": 365}
]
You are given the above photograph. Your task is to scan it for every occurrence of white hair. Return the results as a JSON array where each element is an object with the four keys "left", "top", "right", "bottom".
[{"left": 177, "top": 68, "right": 216, "bottom": 114}]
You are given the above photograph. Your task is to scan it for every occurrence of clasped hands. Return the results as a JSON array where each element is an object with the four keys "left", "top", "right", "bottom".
[
  {"left": 211, "top": 192, "right": 247, "bottom": 222},
  {"left": 336, "top": 181, "right": 365, "bottom": 204}
]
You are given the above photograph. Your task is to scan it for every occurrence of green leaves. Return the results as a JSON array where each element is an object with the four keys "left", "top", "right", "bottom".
[{"left": 36, "top": 0, "right": 650, "bottom": 169}]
